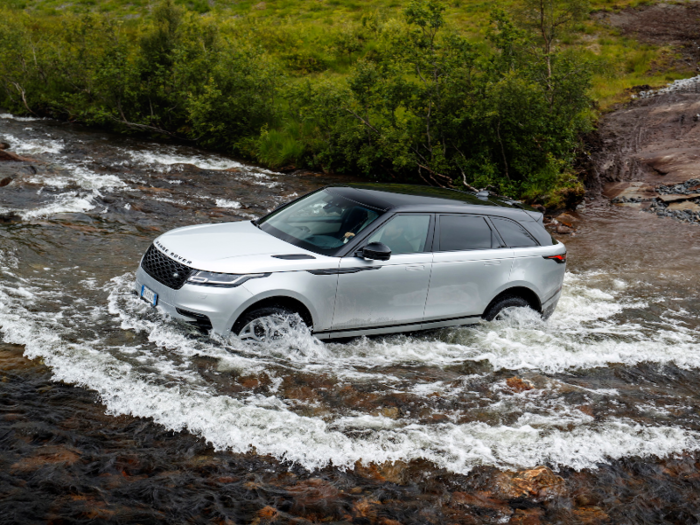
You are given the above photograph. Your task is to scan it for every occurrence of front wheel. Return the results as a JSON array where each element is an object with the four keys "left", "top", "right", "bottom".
[
  {"left": 482, "top": 296, "right": 533, "bottom": 321},
  {"left": 233, "top": 306, "right": 307, "bottom": 342}
]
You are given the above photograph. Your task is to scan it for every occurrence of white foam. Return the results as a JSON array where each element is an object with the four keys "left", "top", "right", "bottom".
[
  {"left": 214, "top": 199, "right": 242, "bottom": 209},
  {"left": 27, "top": 165, "right": 125, "bottom": 192},
  {"left": 2, "top": 133, "right": 64, "bottom": 155},
  {"left": 0, "top": 113, "right": 43, "bottom": 122},
  {"left": 0, "top": 193, "right": 95, "bottom": 219}
]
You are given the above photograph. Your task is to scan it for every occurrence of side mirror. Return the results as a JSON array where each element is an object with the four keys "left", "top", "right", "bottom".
[{"left": 361, "top": 242, "right": 391, "bottom": 261}]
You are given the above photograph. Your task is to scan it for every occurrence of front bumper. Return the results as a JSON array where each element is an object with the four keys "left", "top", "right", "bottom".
[{"left": 134, "top": 266, "right": 253, "bottom": 335}]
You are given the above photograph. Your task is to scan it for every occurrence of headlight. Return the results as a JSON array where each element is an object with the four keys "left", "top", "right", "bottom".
[{"left": 186, "top": 271, "right": 269, "bottom": 287}]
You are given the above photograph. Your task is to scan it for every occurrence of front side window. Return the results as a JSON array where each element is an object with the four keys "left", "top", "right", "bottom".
[
  {"left": 438, "top": 215, "right": 499, "bottom": 251},
  {"left": 258, "top": 189, "right": 382, "bottom": 255},
  {"left": 490, "top": 217, "right": 538, "bottom": 248},
  {"left": 366, "top": 214, "right": 431, "bottom": 255}
]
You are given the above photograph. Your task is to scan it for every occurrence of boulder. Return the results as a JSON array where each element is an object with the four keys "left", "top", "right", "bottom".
[
  {"left": 0, "top": 177, "right": 12, "bottom": 187},
  {"left": 506, "top": 376, "right": 534, "bottom": 393},
  {"left": 556, "top": 224, "right": 574, "bottom": 234},
  {"left": 554, "top": 212, "right": 580, "bottom": 229}
]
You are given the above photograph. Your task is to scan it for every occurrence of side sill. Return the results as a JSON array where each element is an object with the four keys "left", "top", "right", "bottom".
[{"left": 315, "top": 314, "right": 481, "bottom": 340}]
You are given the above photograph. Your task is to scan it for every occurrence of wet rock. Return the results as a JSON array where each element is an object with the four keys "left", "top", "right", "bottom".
[
  {"left": 0, "top": 141, "right": 9, "bottom": 150},
  {"left": 0, "top": 150, "right": 23, "bottom": 162},
  {"left": 506, "top": 377, "right": 534, "bottom": 393},
  {"left": 556, "top": 223, "right": 574, "bottom": 234},
  {"left": 658, "top": 193, "right": 700, "bottom": 203},
  {"left": 554, "top": 212, "right": 579, "bottom": 228},
  {"left": 256, "top": 506, "right": 278, "bottom": 519},
  {"left": 352, "top": 497, "right": 381, "bottom": 520},
  {"left": 0, "top": 176, "right": 12, "bottom": 187},
  {"left": 286, "top": 478, "right": 339, "bottom": 502},
  {"left": 667, "top": 202, "right": 700, "bottom": 212},
  {"left": 509, "top": 508, "right": 544, "bottom": 524},
  {"left": 0, "top": 344, "right": 39, "bottom": 371},
  {"left": 379, "top": 406, "right": 400, "bottom": 419},
  {"left": 494, "top": 466, "right": 567, "bottom": 502},
  {"left": 452, "top": 491, "right": 511, "bottom": 513},
  {"left": 573, "top": 506, "right": 610, "bottom": 523},
  {"left": 577, "top": 405, "right": 594, "bottom": 417},
  {"left": 11, "top": 445, "right": 82, "bottom": 472},
  {"left": 354, "top": 460, "right": 410, "bottom": 484},
  {"left": 0, "top": 212, "right": 21, "bottom": 223}
]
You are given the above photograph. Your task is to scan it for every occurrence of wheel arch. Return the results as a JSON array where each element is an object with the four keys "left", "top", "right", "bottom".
[
  {"left": 483, "top": 286, "right": 542, "bottom": 317},
  {"left": 231, "top": 295, "right": 314, "bottom": 333}
]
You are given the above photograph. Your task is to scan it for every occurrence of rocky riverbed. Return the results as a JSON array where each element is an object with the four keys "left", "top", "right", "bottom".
[{"left": 1, "top": 111, "right": 700, "bottom": 524}]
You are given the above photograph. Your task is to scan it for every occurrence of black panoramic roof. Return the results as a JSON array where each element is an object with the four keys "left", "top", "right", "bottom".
[{"left": 326, "top": 183, "right": 520, "bottom": 212}]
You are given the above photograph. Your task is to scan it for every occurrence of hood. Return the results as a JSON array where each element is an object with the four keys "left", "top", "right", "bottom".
[{"left": 155, "top": 220, "right": 337, "bottom": 273}]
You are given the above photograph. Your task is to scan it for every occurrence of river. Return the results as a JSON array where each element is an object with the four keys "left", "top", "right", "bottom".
[{"left": 2, "top": 112, "right": 700, "bottom": 524}]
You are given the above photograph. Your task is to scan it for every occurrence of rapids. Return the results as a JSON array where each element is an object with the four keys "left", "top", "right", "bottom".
[{"left": 2, "top": 112, "right": 700, "bottom": 523}]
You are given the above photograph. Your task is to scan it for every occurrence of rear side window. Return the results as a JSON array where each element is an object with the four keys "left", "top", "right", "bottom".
[
  {"left": 438, "top": 215, "right": 499, "bottom": 251},
  {"left": 491, "top": 217, "right": 538, "bottom": 248}
]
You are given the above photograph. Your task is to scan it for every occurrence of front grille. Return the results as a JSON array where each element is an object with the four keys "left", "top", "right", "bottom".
[{"left": 141, "top": 244, "right": 193, "bottom": 290}]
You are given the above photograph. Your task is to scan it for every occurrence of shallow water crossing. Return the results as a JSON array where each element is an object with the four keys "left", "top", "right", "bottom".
[{"left": 2, "top": 113, "right": 700, "bottom": 523}]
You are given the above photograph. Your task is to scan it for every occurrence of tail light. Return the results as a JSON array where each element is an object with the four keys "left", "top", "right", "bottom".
[{"left": 543, "top": 253, "right": 567, "bottom": 264}]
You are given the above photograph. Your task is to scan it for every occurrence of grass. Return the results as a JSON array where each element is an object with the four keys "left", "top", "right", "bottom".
[{"left": 4, "top": 0, "right": 696, "bottom": 111}]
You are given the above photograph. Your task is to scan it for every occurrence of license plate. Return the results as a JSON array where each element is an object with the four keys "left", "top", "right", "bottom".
[{"left": 140, "top": 285, "right": 158, "bottom": 307}]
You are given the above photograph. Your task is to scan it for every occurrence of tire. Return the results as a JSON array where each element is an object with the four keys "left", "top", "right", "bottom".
[
  {"left": 482, "top": 296, "right": 533, "bottom": 322},
  {"left": 233, "top": 305, "right": 307, "bottom": 342}
]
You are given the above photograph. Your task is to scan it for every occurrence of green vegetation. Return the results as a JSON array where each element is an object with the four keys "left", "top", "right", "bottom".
[{"left": 0, "top": 0, "right": 691, "bottom": 207}]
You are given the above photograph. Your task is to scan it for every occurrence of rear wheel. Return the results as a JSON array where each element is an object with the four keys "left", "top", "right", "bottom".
[
  {"left": 233, "top": 306, "right": 306, "bottom": 342},
  {"left": 482, "top": 296, "right": 533, "bottom": 321}
]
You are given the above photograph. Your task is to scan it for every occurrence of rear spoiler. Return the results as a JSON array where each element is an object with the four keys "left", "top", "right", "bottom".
[{"left": 524, "top": 210, "right": 544, "bottom": 224}]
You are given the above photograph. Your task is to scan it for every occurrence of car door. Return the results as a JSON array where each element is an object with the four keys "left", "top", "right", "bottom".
[
  {"left": 424, "top": 214, "right": 514, "bottom": 324},
  {"left": 331, "top": 214, "right": 434, "bottom": 331}
]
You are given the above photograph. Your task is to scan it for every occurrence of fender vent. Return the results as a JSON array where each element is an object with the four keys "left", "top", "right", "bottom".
[{"left": 272, "top": 254, "right": 316, "bottom": 260}]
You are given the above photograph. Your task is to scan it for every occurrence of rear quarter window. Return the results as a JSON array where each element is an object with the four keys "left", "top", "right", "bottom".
[
  {"left": 438, "top": 215, "right": 499, "bottom": 251},
  {"left": 490, "top": 217, "right": 539, "bottom": 248}
]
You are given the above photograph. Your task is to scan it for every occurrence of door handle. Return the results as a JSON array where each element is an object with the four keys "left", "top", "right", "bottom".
[
  {"left": 406, "top": 265, "right": 425, "bottom": 271},
  {"left": 483, "top": 261, "right": 501, "bottom": 266}
]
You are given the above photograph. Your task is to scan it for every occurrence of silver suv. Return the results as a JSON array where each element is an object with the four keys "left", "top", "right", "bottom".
[{"left": 134, "top": 184, "right": 566, "bottom": 341}]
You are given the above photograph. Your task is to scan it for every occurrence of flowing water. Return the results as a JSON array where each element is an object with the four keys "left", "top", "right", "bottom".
[{"left": 2, "top": 113, "right": 700, "bottom": 524}]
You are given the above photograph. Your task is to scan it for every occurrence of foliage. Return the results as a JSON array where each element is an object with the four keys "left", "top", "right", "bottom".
[
  {"left": 0, "top": 0, "right": 598, "bottom": 204},
  {"left": 0, "top": 2, "right": 276, "bottom": 153},
  {"left": 263, "top": 1, "right": 592, "bottom": 199}
]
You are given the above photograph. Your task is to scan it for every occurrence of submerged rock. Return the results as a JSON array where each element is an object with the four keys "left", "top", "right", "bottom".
[
  {"left": 506, "top": 377, "right": 535, "bottom": 393},
  {"left": 494, "top": 466, "right": 567, "bottom": 502}
]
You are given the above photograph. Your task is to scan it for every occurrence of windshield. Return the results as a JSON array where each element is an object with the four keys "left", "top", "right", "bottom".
[{"left": 258, "top": 189, "right": 383, "bottom": 255}]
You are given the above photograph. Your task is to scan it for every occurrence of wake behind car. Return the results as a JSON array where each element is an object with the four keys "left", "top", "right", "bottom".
[{"left": 134, "top": 184, "right": 567, "bottom": 341}]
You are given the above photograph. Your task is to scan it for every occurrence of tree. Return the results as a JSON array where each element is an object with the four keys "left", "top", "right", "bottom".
[{"left": 514, "top": 0, "right": 589, "bottom": 80}]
